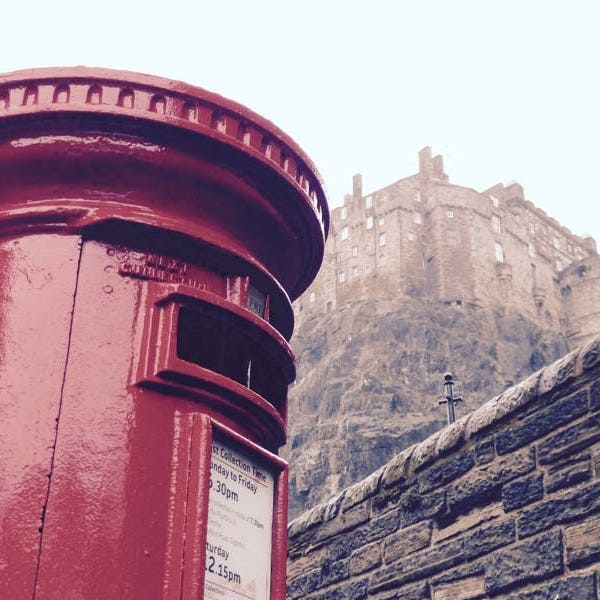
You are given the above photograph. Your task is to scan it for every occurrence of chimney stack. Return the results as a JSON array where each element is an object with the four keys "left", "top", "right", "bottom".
[{"left": 353, "top": 173, "right": 363, "bottom": 202}]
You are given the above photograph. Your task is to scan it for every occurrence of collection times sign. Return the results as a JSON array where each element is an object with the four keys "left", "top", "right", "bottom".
[{"left": 205, "top": 437, "right": 275, "bottom": 599}]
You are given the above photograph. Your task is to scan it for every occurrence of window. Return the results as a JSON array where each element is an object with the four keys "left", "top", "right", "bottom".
[
  {"left": 341, "top": 226, "right": 349, "bottom": 240},
  {"left": 366, "top": 216, "right": 373, "bottom": 230},
  {"left": 365, "top": 196, "right": 373, "bottom": 209},
  {"left": 529, "top": 222, "right": 536, "bottom": 234},
  {"left": 379, "top": 233, "right": 386, "bottom": 247},
  {"left": 338, "top": 271, "right": 346, "bottom": 283},
  {"left": 446, "top": 230, "right": 458, "bottom": 247},
  {"left": 340, "top": 206, "right": 347, "bottom": 219},
  {"left": 309, "top": 292, "right": 315, "bottom": 303},
  {"left": 378, "top": 216, "right": 385, "bottom": 226},
  {"left": 553, "top": 237, "right": 561, "bottom": 250},
  {"left": 408, "top": 232, "right": 416, "bottom": 241},
  {"left": 447, "top": 210, "right": 454, "bottom": 219},
  {"left": 415, "top": 190, "right": 421, "bottom": 202},
  {"left": 528, "top": 243, "right": 536, "bottom": 257},
  {"left": 492, "top": 215, "right": 501, "bottom": 233},
  {"left": 352, "top": 245, "right": 358, "bottom": 257},
  {"left": 378, "top": 254, "right": 385, "bottom": 266},
  {"left": 555, "top": 259, "right": 563, "bottom": 271},
  {"left": 414, "top": 212, "right": 422, "bottom": 225},
  {"left": 490, "top": 195, "right": 499, "bottom": 208},
  {"left": 336, "top": 253, "right": 342, "bottom": 264},
  {"left": 352, "top": 265, "right": 358, "bottom": 279},
  {"left": 494, "top": 242, "right": 504, "bottom": 263},
  {"left": 567, "top": 243, "right": 574, "bottom": 254}
]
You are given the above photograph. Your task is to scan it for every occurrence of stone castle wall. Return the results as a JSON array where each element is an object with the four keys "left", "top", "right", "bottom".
[
  {"left": 295, "top": 148, "right": 598, "bottom": 349},
  {"left": 287, "top": 336, "right": 600, "bottom": 599},
  {"left": 560, "top": 255, "right": 600, "bottom": 349}
]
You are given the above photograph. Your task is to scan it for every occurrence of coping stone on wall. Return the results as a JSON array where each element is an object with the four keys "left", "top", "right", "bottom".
[{"left": 288, "top": 335, "right": 600, "bottom": 540}]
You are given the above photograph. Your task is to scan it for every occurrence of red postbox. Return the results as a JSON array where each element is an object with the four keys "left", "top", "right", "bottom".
[{"left": 0, "top": 67, "right": 328, "bottom": 599}]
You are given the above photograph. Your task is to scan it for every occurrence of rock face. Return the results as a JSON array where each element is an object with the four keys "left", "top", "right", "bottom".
[{"left": 284, "top": 298, "right": 568, "bottom": 518}]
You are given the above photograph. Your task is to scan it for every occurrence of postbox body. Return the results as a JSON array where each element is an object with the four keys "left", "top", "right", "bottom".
[{"left": 0, "top": 68, "right": 328, "bottom": 599}]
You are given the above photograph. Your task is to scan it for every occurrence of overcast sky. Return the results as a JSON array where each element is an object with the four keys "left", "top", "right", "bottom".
[{"left": 3, "top": 1, "right": 599, "bottom": 243}]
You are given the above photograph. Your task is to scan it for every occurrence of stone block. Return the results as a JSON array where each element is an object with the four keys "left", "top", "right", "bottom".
[
  {"left": 288, "top": 502, "right": 327, "bottom": 539},
  {"left": 484, "top": 530, "right": 563, "bottom": 595},
  {"left": 287, "top": 546, "right": 328, "bottom": 581},
  {"left": 287, "top": 573, "right": 308, "bottom": 599},
  {"left": 350, "top": 541, "right": 382, "bottom": 576},
  {"left": 591, "top": 378, "right": 600, "bottom": 411},
  {"left": 433, "top": 575, "right": 486, "bottom": 600},
  {"left": 326, "top": 508, "right": 400, "bottom": 559},
  {"left": 411, "top": 430, "right": 443, "bottom": 472},
  {"left": 305, "top": 559, "right": 349, "bottom": 594},
  {"left": 314, "top": 499, "right": 370, "bottom": 542},
  {"left": 383, "top": 520, "right": 433, "bottom": 563},
  {"left": 436, "top": 416, "right": 468, "bottom": 455},
  {"left": 546, "top": 456, "right": 592, "bottom": 493},
  {"left": 430, "top": 560, "right": 485, "bottom": 586},
  {"left": 464, "top": 395, "right": 501, "bottom": 438},
  {"left": 372, "top": 483, "right": 410, "bottom": 516},
  {"left": 381, "top": 447, "right": 414, "bottom": 489},
  {"left": 517, "top": 480, "right": 600, "bottom": 538},
  {"left": 322, "top": 490, "right": 346, "bottom": 522},
  {"left": 433, "top": 503, "right": 503, "bottom": 544},
  {"left": 463, "top": 517, "right": 515, "bottom": 560},
  {"left": 308, "top": 577, "right": 369, "bottom": 600},
  {"left": 341, "top": 466, "right": 383, "bottom": 511},
  {"left": 401, "top": 490, "right": 447, "bottom": 527},
  {"left": 448, "top": 447, "right": 535, "bottom": 513},
  {"left": 370, "top": 537, "right": 463, "bottom": 593},
  {"left": 418, "top": 449, "right": 475, "bottom": 494},
  {"left": 538, "top": 412, "right": 600, "bottom": 464},
  {"left": 370, "top": 579, "right": 429, "bottom": 600},
  {"left": 362, "top": 509, "right": 401, "bottom": 544},
  {"left": 496, "top": 391, "right": 587, "bottom": 455},
  {"left": 593, "top": 442, "right": 600, "bottom": 476},
  {"left": 474, "top": 438, "right": 495, "bottom": 465},
  {"left": 503, "top": 573, "right": 596, "bottom": 600},
  {"left": 537, "top": 350, "right": 580, "bottom": 396},
  {"left": 565, "top": 512, "right": 600, "bottom": 568},
  {"left": 483, "top": 374, "right": 542, "bottom": 429},
  {"left": 502, "top": 472, "right": 544, "bottom": 512},
  {"left": 581, "top": 336, "right": 600, "bottom": 372}
]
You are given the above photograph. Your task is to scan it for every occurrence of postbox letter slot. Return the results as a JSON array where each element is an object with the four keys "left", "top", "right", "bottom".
[
  {"left": 177, "top": 306, "right": 251, "bottom": 387},
  {"left": 175, "top": 303, "right": 287, "bottom": 410}
]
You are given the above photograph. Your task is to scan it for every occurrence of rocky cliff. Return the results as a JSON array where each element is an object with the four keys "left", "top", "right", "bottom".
[{"left": 284, "top": 298, "right": 568, "bottom": 518}]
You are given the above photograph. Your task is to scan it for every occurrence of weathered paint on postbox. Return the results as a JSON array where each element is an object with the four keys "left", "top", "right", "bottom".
[{"left": 0, "top": 67, "right": 328, "bottom": 599}]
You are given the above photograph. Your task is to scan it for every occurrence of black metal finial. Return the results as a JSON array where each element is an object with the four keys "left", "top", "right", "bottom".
[{"left": 438, "top": 372, "right": 463, "bottom": 424}]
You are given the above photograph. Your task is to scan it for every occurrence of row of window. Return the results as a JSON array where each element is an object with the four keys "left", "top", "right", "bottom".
[
  {"left": 339, "top": 190, "right": 416, "bottom": 219},
  {"left": 495, "top": 241, "right": 564, "bottom": 271},
  {"left": 337, "top": 257, "right": 387, "bottom": 283},
  {"left": 340, "top": 213, "right": 420, "bottom": 240},
  {"left": 341, "top": 193, "right": 583, "bottom": 259},
  {"left": 337, "top": 234, "right": 388, "bottom": 263}
]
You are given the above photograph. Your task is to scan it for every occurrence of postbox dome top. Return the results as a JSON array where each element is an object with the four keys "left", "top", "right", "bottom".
[{"left": 0, "top": 66, "right": 329, "bottom": 302}]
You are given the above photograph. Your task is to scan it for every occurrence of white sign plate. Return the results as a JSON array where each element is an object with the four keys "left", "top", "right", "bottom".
[{"left": 204, "top": 437, "right": 274, "bottom": 600}]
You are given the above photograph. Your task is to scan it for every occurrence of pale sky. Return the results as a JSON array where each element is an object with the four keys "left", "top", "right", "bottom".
[{"left": 3, "top": 1, "right": 600, "bottom": 243}]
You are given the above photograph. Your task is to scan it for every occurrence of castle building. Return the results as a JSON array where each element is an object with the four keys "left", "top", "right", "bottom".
[{"left": 296, "top": 147, "right": 599, "bottom": 350}]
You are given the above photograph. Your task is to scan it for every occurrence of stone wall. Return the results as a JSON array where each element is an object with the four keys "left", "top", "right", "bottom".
[
  {"left": 287, "top": 336, "right": 600, "bottom": 599},
  {"left": 560, "top": 254, "right": 600, "bottom": 349}
]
